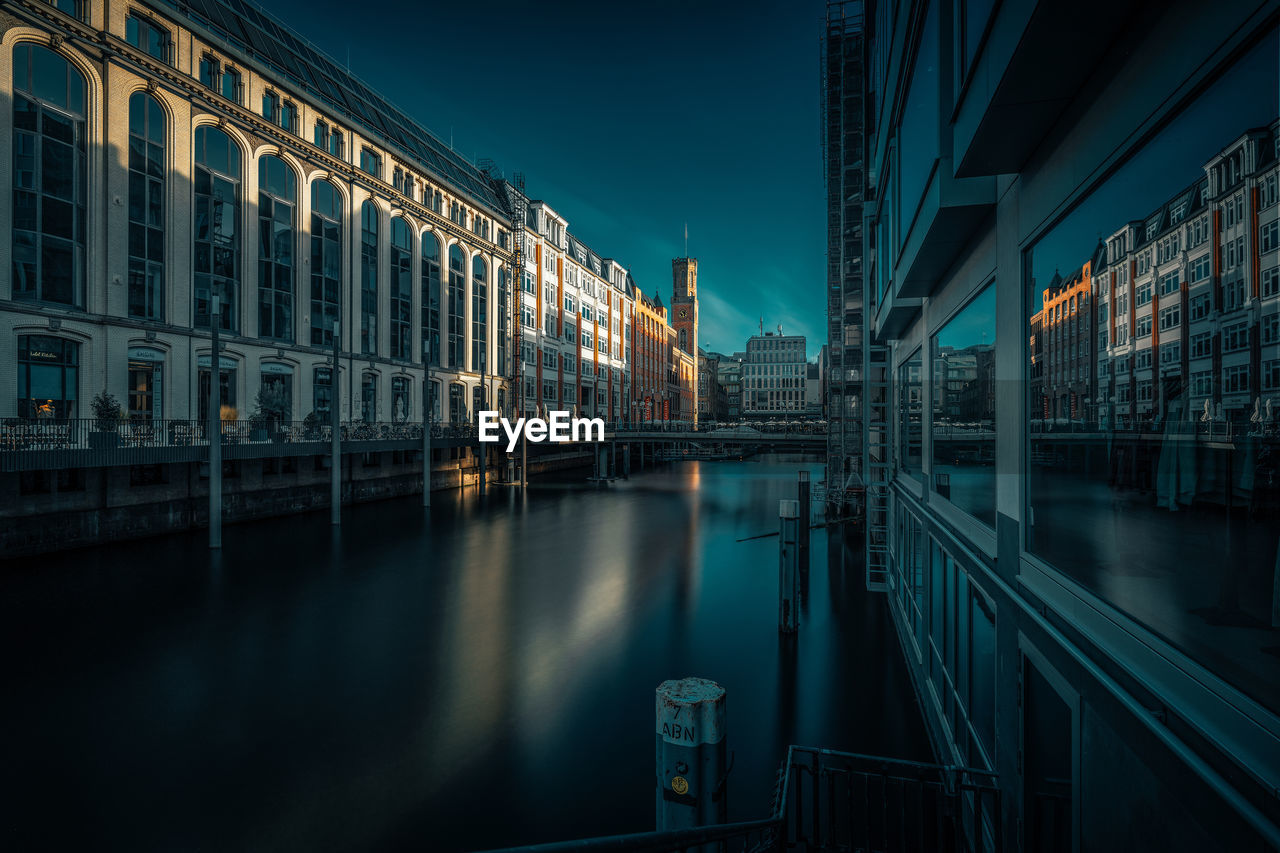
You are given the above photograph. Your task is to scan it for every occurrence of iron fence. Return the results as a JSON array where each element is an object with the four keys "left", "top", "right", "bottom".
[{"left": 476, "top": 746, "right": 999, "bottom": 853}]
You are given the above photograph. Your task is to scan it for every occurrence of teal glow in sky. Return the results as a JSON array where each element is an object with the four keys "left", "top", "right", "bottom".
[{"left": 264, "top": 0, "right": 827, "bottom": 359}]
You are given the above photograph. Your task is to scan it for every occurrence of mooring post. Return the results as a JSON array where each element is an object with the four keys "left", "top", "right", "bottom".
[
  {"left": 656, "top": 677, "right": 727, "bottom": 834},
  {"left": 624, "top": 443, "right": 631, "bottom": 478},
  {"left": 779, "top": 499, "right": 799, "bottom": 633},
  {"left": 798, "top": 470, "right": 811, "bottom": 562},
  {"left": 521, "top": 432, "right": 528, "bottom": 488}
]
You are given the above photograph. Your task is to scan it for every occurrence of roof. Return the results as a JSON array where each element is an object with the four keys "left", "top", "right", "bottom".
[{"left": 163, "top": 0, "right": 507, "bottom": 212}]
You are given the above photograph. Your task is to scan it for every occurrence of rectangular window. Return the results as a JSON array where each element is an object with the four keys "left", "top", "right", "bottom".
[
  {"left": 1191, "top": 332, "right": 1212, "bottom": 358},
  {"left": 1158, "top": 270, "right": 1180, "bottom": 295},
  {"left": 1262, "top": 219, "right": 1279, "bottom": 254},
  {"left": 359, "top": 148, "right": 381, "bottom": 178},
  {"left": 1223, "top": 364, "right": 1249, "bottom": 394},
  {"left": 898, "top": 350, "right": 923, "bottom": 483},
  {"left": 222, "top": 67, "right": 241, "bottom": 103},
  {"left": 932, "top": 284, "right": 995, "bottom": 523},
  {"left": 1189, "top": 253, "right": 1210, "bottom": 283},
  {"left": 1263, "top": 314, "right": 1280, "bottom": 345},
  {"left": 126, "top": 14, "right": 171, "bottom": 63},
  {"left": 1158, "top": 304, "right": 1180, "bottom": 331},
  {"left": 1135, "top": 315, "right": 1152, "bottom": 338},
  {"left": 1263, "top": 359, "right": 1280, "bottom": 391},
  {"left": 1223, "top": 322, "right": 1249, "bottom": 352},
  {"left": 1263, "top": 265, "right": 1280, "bottom": 298}
]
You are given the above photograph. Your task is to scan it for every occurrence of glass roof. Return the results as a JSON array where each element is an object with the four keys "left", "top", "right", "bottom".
[{"left": 161, "top": 0, "right": 508, "bottom": 212}]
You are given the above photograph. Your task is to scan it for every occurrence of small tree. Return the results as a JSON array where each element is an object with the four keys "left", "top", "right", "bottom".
[
  {"left": 90, "top": 391, "right": 122, "bottom": 432},
  {"left": 252, "top": 383, "right": 290, "bottom": 429}
]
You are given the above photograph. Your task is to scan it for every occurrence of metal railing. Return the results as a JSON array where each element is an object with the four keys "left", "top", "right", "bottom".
[{"left": 477, "top": 746, "right": 1000, "bottom": 853}]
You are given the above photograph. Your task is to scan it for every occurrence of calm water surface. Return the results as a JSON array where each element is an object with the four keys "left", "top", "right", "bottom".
[{"left": 1, "top": 458, "right": 927, "bottom": 851}]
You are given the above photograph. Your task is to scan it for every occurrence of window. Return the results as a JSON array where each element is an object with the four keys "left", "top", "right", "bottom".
[
  {"left": 1134, "top": 280, "right": 1152, "bottom": 306},
  {"left": 1262, "top": 219, "right": 1279, "bottom": 254},
  {"left": 1264, "top": 359, "right": 1280, "bottom": 391},
  {"left": 361, "top": 373, "right": 378, "bottom": 423},
  {"left": 449, "top": 382, "right": 465, "bottom": 423},
  {"left": 309, "top": 180, "right": 341, "bottom": 347},
  {"left": 898, "top": 350, "right": 923, "bottom": 483},
  {"left": 45, "top": 0, "right": 86, "bottom": 21},
  {"left": 390, "top": 218, "right": 412, "bottom": 360},
  {"left": 199, "top": 54, "right": 219, "bottom": 90},
  {"left": 261, "top": 91, "right": 279, "bottom": 123},
  {"left": 126, "top": 14, "right": 171, "bottom": 63},
  {"left": 127, "top": 92, "right": 164, "bottom": 320},
  {"left": 392, "top": 376, "right": 410, "bottom": 422},
  {"left": 1158, "top": 304, "right": 1180, "bottom": 331},
  {"left": 314, "top": 121, "right": 343, "bottom": 157},
  {"left": 221, "top": 67, "right": 241, "bottom": 103},
  {"left": 448, "top": 245, "right": 466, "bottom": 368},
  {"left": 258, "top": 155, "right": 296, "bottom": 341},
  {"left": 1023, "top": 28, "right": 1280, "bottom": 715},
  {"left": 1135, "top": 315, "right": 1152, "bottom": 338},
  {"left": 194, "top": 126, "right": 241, "bottom": 330},
  {"left": 497, "top": 266, "right": 509, "bottom": 378},
  {"left": 12, "top": 44, "right": 88, "bottom": 308},
  {"left": 1263, "top": 313, "right": 1280, "bottom": 345},
  {"left": 1158, "top": 270, "right": 1179, "bottom": 296},
  {"left": 360, "top": 201, "right": 378, "bottom": 354},
  {"left": 1263, "top": 265, "right": 1280, "bottom": 298},
  {"left": 472, "top": 256, "right": 488, "bottom": 372},
  {"left": 422, "top": 232, "right": 442, "bottom": 365},
  {"left": 313, "top": 366, "right": 333, "bottom": 420},
  {"left": 197, "top": 362, "right": 236, "bottom": 422},
  {"left": 280, "top": 101, "right": 297, "bottom": 134},
  {"left": 128, "top": 356, "right": 162, "bottom": 419},
  {"left": 359, "top": 147, "right": 381, "bottom": 178},
  {"left": 17, "top": 335, "right": 78, "bottom": 418},
  {"left": 932, "top": 284, "right": 995, "bottom": 525},
  {"left": 1223, "top": 364, "right": 1249, "bottom": 394}
]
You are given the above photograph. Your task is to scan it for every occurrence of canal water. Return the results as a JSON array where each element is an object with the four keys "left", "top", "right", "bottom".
[{"left": 0, "top": 457, "right": 929, "bottom": 852}]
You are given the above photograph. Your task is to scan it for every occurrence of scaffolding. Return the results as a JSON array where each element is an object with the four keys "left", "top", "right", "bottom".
[{"left": 820, "top": 2, "right": 868, "bottom": 521}]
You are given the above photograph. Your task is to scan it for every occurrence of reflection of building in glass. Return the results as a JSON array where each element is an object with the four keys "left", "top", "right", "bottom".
[
  {"left": 1029, "top": 262, "right": 1095, "bottom": 423},
  {"left": 1090, "top": 122, "right": 1280, "bottom": 431},
  {"left": 860, "top": 0, "right": 1280, "bottom": 848}
]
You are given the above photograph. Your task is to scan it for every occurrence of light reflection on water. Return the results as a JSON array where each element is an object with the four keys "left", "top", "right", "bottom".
[{"left": 0, "top": 457, "right": 927, "bottom": 851}]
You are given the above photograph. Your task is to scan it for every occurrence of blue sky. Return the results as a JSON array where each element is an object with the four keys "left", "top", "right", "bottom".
[{"left": 263, "top": 0, "right": 828, "bottom": 360}]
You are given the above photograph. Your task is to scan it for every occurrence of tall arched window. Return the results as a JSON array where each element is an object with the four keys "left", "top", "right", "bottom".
[
  {"left": 12, "top": 43, "right": 87, "bottom": 308},
  {"left": 390, "top": 217, "right": 412, "bottom": 360},
  {"left": 128, "top": 91, "right": 164, "bottom": 319},
  {"left": 194, "top": 125, "right": 241, "bottom": 330},
  {"left": 258, "top": 155, "right": 295, "bottom": 341},
  {"left": 421, "top": 232, "right": 441, "bottom": 366},
  {"left": 496, "top": 266, "right": 509, "bottom": 379},
  {"left": 360, "top": 200, "right": 378, "bottom": 354},
  {"left": 471, "top": 255, "right": 488, "bottom": 373},
  {"left": 447, "top": 244, "right": 465, "bottom": 368},
  {"left": 310, "top": 180, "right": 341, "bottom": 346}
]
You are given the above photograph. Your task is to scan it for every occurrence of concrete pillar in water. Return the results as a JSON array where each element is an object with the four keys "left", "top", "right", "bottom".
[
  {"left": 421, "top": 367, "right": 431, "bottom": 509},
  {"left": 655, "top": 677, "right": 727, "bottom": 832},
  {"left": 797, "top": 470, "right": 811, "bottom": 561},
  {"left": 624, "top": 444, "right": 631, "bottom": 478},
  {"left": 779, "top": 499, "right": 799, "bottom": 633}
]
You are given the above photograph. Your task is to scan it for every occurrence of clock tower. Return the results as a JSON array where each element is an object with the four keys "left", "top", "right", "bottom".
[{"left": 671, "top": 257, "right": 698, "bottom": 360}]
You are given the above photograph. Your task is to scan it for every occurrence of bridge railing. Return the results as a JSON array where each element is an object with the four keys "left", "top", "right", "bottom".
[{"left": 476, "top": 746, "right": 999, "bottom": 853}]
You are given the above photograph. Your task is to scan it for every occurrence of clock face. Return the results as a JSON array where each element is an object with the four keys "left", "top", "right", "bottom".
[{"left": 679, "top": 309, "right": 689, "bottom": 319}]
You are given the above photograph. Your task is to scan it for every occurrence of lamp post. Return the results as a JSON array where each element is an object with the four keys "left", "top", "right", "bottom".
[
  {"left": 331, "top": 318, "right": 341, "bottom": 525},
  {"left": 479, "top": 350, "right": 487, "bottom": 498},
  {"left": 208, "top": 291, "right": 222, "bottom": 549},
  {"left": 423, "top": 341, "right": 432, "bottom": 508}
]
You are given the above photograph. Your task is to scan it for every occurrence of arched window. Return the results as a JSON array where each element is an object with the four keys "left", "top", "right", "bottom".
[
  {"left": 127, "top": 91, "right": 164, "bottom": 319},
  {"left": 421, "top": 232, "right": 441, "bottom": 366},
  {"left": 309, "top": 180, "right": 341, "bottom": 346},
  {"left": 194, "top": 125, "right": 241, "bottom": 330},
  {"left": 447, "top": 244, "right": 465, "bottom": 368},
  {"left": 258, "top": 155, "right": 295, "bottom": 341},
  {"left": 496, "top": 266, "right": 509, "bottom": 379},
  {"left": 471, "top": 255, "right": 488, "bottom": 373},
  {"left": 390, "top": 217, "right": 412, "bottom": 360},
  {"left": 360, "top": 200, "right": 378, "bottom": 354},
  {"left": 449, "top": 382, "right": 465, "bottom": 424},
  {"left": 12, "top": 44, "right": 87, "bottom": 308}
]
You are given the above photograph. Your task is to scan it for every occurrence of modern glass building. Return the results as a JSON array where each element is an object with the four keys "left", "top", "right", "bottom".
[{"left": 855, "top": 0, "right": 1280, "bottom": 848}]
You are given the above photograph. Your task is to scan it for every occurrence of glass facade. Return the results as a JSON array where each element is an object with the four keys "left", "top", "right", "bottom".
[
  {"left": 257, "top": 155, "right": 295, "bottom": 341},
  {"left": 390, "top": 218, "right": 412, "bottom": 360},
  {"left": 309, "top": 180, "right": 341, "bottom": 347},
  {"left": 360, "top": 200, "right": 378, "bottom": 355},
  {"left": 194, "top": 126, "right": 240, "bottom": 330},
  {"left": 17, "top": 335, "right": 78, "bottom": 419},
  {"left": 422, "top": 232, "right": 441, "bottom": 366},
  {"left": 1024, "top": 29, "right": 1280, "bottom": 713},
  {"left": 932, "top": 283, "right": 996, "bottom": 525},
  {"left": 898, "top": 350, "right": 922, "bottom": 481},
  {"left": 127, "top": 92, "right": 164, "bottom": 319},
  {"left": 12, "top": 43, "right": 87, "bottom": 309}
]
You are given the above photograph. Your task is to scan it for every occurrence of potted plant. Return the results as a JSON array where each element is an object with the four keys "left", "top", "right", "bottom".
[
  {"left": 89, "top": 391, "right": 122, "bottom": 450},
  {"left": 251, "top": 384, "right": 289, "bottom": 441}
]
